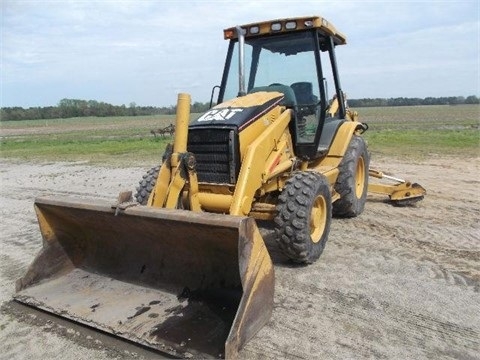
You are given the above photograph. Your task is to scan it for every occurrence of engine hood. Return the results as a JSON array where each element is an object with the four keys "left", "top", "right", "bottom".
[{"left": 189, "top": 92, "right": 284, "bottom": 132}]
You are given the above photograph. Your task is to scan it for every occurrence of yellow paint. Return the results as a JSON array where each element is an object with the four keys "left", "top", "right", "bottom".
[
  {"left": 173, "top": 93, "right": 191, "bottom": 153},
  {"left": 229, "top": 109, "right": 292, "bottom": 216},
  {"left": 228, "top": 92, "right": 283, "bottom": 158}
]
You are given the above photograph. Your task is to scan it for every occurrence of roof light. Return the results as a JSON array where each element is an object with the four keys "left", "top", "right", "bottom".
[
  {"left": 271, "top": 22, "right": 282, "bottom": 31},
  {"left": 224, "top": 29, "right": 234, "bottom": 39},
  {"left": 304, "top": 20, "right": 314, "bottom": 27},
  {"left": 285, "top": 21, "right": 297, "bottom": 30},
  {"left": 249, "top": 26, "right": 259, "bottom": 35}
]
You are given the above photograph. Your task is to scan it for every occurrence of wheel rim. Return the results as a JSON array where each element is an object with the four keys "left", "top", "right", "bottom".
[
  {"left": 310, "top": 194, "right": 327, "bottom": 243},
  {"left": 355, "top": 156, "right": 366, "bottom": 198}
]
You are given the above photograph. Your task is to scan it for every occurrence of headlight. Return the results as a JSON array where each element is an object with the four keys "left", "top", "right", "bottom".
[
  {"left": 271, "top": 22, "right": 282, "bottom": 31},
  {"left": 285, "top": 21, "right": 297, "bottom": 30}
]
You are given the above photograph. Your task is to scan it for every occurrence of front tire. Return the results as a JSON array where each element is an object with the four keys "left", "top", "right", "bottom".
[
  {"left": 134, "top": 166, "right": 160, "bottom": 205},
  {"left": 274, "top": 171, "right": 332, "bottom": 264},
  {"left": 135, "top": 145, "right": 172, "bottom": 205}
]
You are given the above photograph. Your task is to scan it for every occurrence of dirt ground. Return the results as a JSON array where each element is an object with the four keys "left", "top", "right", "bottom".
[{"left": 0, "top": 155, "right": 479, "bottom": 360}]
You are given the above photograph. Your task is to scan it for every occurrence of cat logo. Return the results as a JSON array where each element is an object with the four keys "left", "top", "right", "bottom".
[{"left": 197, "top": 107, "right": 243, "bottom": 122}]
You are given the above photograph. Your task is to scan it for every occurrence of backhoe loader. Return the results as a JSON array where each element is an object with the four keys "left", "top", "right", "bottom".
[{"left": 14, "top": 16, "right": 426, "bottom": 359}]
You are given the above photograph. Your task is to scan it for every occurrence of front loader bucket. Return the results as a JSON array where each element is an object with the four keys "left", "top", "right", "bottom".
[{"left": 14, "top": 195, "right": 274, "bottom": 359}]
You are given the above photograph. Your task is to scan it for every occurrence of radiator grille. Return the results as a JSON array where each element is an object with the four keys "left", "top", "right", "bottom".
[{"left": 187, "top": 128, "right": 239, "bottom": 184}]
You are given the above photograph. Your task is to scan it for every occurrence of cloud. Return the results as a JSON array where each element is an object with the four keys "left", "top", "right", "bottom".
[
  {"left": 339, "top": 18, "right": 479, "bottom": 98},
  {"left": 1, "top": 0, "right": 479, "bottom": 107}
]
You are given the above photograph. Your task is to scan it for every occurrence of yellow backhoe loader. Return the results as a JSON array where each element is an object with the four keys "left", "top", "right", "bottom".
[{"left": 14, "top": 16, "right": 426, "bottom": 359}]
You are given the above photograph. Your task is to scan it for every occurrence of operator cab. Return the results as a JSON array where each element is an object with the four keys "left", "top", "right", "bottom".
[{"left": 218, "top": 16, "right": 348, "bottom": 160}]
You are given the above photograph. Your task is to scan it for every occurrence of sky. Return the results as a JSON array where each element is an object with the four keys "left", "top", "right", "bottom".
[{"left": 1, "top": 0, "right": 479, "bottom": 108}]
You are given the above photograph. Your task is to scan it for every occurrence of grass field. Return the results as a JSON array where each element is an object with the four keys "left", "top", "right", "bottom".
[
  {"left": 358, "top": 104, "right": 479, "bottom": 158},
  {"left": 0, "top": 105, "right": 478, "bottom": 166},
  {"left": 0, "top": 114, "right": 178, "bottom": 166}
]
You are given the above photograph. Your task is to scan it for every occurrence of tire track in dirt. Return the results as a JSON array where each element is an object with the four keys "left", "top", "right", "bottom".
[
  {"left": 274, "top": 279, "right": 480, "bottom": 359},
  {"left": 329, "top": 201, "right": 480, "bottom": 292},
  {"left": 245, "top": 268, "right": 480, "bottom": 359}
]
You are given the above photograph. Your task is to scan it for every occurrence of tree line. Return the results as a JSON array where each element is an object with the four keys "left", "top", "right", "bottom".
[
  {"left": 1, "top": 95, "right": 478, "bottom": 121},
  {"left": 347, "top": 95, "right": 479, "bottom": 108}
]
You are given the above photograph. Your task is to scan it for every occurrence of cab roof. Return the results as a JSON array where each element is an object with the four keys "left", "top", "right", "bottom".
[{"left": 224, "top": 15, "right": 347, "bottom": 46}]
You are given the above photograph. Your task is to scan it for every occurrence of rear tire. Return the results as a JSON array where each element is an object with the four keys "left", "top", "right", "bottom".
[
  {"left": 135, "top": 166, "right": 160, "bottom": 205},
  {"left": 333, "top": 135, "right": 369, "bottom": 217},
  {"left": 274, "top": 171, "right": 332, "bottom": 264}
]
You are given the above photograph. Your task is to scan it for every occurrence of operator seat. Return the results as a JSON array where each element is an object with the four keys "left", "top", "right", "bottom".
[
  {"left": 291, "top": 82, "right": 317, "bottom": 105},
  {"left": 248, "top": 84, "right": 297, "bottom": 107}
]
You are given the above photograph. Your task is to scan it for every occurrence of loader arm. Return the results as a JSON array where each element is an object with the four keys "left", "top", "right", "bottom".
[
  {"left": 229, "top": 108, "right": 293, "bottom": 216},
  {"left": 148, "top": 94, "right": 201, "bottom": 211}
]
